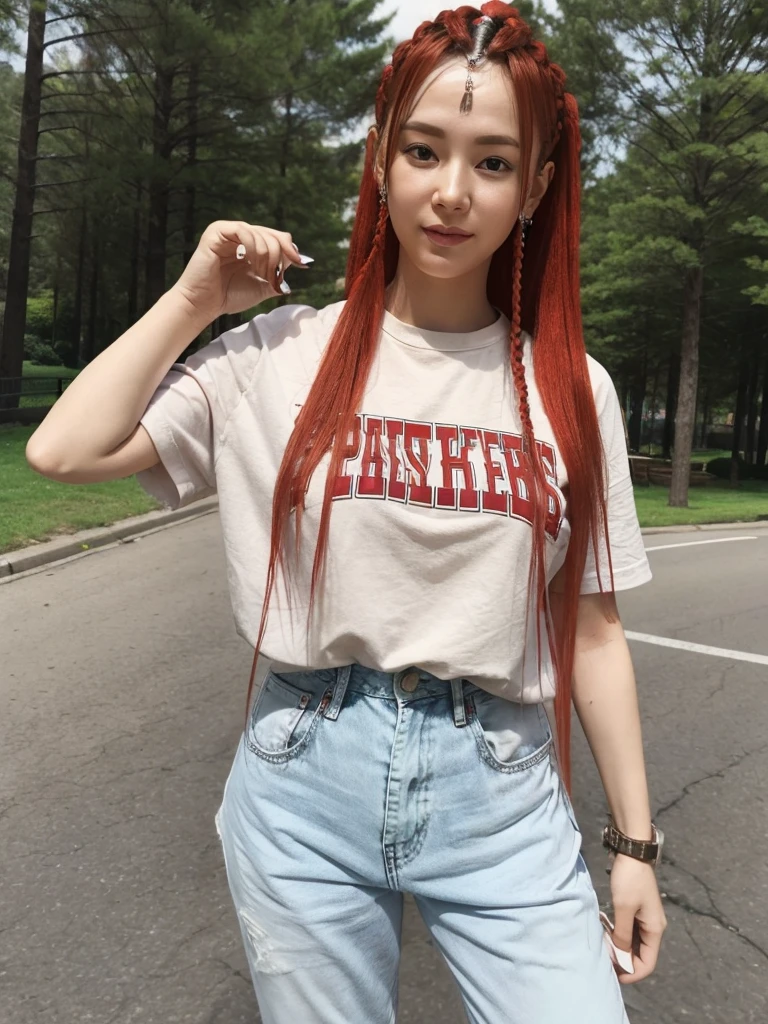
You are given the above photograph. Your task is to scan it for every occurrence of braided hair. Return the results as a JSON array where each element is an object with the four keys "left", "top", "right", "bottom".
[{"left": 246, "top": 3, "right": 614, "bottom": 796}]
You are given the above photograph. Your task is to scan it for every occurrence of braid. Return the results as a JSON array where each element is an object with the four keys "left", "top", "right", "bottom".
[
  {"left": 349, "top": 199, "right": 389, "bottom": 300},
  {"left": 510, "top": 222, "right": 535, "bottom": 456}
]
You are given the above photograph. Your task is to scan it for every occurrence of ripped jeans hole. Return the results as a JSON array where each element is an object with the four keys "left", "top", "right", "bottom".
[{"left": 239, "top": 909, "right": 292, "bottom": 976}]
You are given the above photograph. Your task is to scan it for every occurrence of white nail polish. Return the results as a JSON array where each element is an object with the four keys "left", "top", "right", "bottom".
[
  {"left": 299, "top": 254, "right": 314, "bottom": 265},
  {"left": 279, "top": 280, "right": 292, "bottom": 295}
]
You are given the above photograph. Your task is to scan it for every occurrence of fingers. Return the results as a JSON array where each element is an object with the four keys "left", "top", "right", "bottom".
[
  {"left": 208, "top": 222, "right": 312, "bottom": 295},
  {"left": 616, "top": 920, "right": 666, "bottom": 985}
]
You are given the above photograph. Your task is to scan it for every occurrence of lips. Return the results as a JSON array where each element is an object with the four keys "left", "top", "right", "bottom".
[
  {"left": 424, "top": 225, "right": 472, "bottom": 237},
  {"left": 422, "top": 226, "right": 474, "bottom": 247}
]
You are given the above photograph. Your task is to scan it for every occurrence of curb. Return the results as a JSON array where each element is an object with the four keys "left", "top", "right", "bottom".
[
  {"left": 1, "top": 499, "right": 766, "bottom": 579},
  {"left": 640, "top": 520, "right": 768, "bottom": 535},
  {"left": 0, "top": 497, "right": 219, "bottom": 579}
]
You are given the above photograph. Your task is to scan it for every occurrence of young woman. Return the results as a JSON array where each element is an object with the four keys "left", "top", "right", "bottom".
[{"left": 27, "top": 3, "right": 667, "bottom": 1021}]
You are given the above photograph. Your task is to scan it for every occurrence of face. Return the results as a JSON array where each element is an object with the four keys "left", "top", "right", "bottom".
[{"left": 378, "top": 58, "right": 554, "bottom": 281}]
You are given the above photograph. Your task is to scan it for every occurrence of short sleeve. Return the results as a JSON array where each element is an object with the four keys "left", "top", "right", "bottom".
[
  {"left": 580, "top": 361, "right": 652, "bottom": 594},
  {"left": 136, "top": 317, "right": 263, "bottom": 509}
]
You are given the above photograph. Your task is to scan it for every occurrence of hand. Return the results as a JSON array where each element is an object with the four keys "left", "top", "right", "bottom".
[
  {"left": 171, "top": 221, "right": 310, "bottom": 323},
  {"left": 609, "top": 854, "right": 667, "bottom": 983}
]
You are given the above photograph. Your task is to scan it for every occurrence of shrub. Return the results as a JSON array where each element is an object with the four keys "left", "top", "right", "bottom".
[
  {"left": 23, "top": 335, "right": 64, "bottom": 366},
  {"left": 707, "top": 457, "right": 768, "bottom": 481}
]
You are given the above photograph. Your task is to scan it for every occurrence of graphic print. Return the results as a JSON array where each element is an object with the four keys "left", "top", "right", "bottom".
[{"left": 328, "top": 412, "right": 565, "bottom": 540}]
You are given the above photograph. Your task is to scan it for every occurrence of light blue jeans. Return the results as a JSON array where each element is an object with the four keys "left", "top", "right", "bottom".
[{"left": 215, "top": 665, "right": 630, "bottom": 1024}]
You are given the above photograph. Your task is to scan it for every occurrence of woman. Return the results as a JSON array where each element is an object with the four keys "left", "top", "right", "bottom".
[{"left": 26, "top": 3, "right": 667, "bottom": 1021}]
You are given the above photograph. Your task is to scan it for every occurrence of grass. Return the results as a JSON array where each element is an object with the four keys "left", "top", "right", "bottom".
[
  {"left": 634, "top": 480, "right": 768, "bottom": 528},
  {"left": 0, "top": 425, "right": 160, "bottom": 555},
  {"left": 18, "top": 362, "right": 79, "bottom": 408},
  {"left": 2, "top": 376, "right": 767, "bottom": 552},
  {"left": 638, "top": 445, "right": 733, "bottom": 464}
]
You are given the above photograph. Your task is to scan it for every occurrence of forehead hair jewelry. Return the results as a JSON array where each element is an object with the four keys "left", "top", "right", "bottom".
[{"left": 460, "top": 14, "right": 498, "bottom": 115}]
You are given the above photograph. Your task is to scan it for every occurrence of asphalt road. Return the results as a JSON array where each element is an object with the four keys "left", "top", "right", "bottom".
[{"left": 1, "top": 511, "right": 767, "bottom": 1024}]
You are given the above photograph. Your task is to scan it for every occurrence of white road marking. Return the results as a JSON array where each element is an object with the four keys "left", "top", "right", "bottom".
[
  {"left": 644, "top": 537, "right": 758, "bottom": 552},
  {"left": 624, "top": 631, "right": 768, "bottom": 666}
]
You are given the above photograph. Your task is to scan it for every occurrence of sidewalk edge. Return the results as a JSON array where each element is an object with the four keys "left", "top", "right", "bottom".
[
  {"left": 0, "top": 498, "right": 219, "bottom": 579},
  {"left": 1, "top": 500, "right": 766, "bottom": 578}
]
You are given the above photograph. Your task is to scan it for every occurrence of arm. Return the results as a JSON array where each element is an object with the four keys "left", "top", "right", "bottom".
[
  {"left": 26, "top": 289, "right": 211, "bottom": 480},
  {"left": 552, "top": 588, "right": 652, "bottom": 838}
]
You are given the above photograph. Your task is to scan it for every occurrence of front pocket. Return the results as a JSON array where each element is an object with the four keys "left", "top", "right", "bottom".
[
  {"left": 468, "top": 691, "right": 552, "bottom": 773},
  {"left": 246, "top": 672, "right": 328, "bottom": 764}
]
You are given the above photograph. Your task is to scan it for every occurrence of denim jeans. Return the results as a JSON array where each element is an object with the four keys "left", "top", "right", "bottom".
[{"left": 214, "top": 665, "right": 630, "bottom": 1024}]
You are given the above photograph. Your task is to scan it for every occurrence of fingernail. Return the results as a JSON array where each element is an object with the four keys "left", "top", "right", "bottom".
[
  {"left": 279, "top": 280, "right": 292, "bottom": 295},
  {"left": 298, "top": 254, "right": 314, "bottom": 265},
  {"left": 292, "top": 242, "right": 299, "bottom": 252}
]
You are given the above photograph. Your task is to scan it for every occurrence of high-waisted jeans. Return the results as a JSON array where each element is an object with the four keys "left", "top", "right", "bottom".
[{"left": 214, "top": 664, "right": 630, "bottom": 1024}]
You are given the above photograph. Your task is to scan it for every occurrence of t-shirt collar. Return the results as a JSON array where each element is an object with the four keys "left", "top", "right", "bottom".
[{"left": 381, "top": 306, "right": 512, "bottom": 352}]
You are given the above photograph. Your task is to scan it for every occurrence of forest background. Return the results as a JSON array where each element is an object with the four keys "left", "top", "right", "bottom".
[{"left": 0, "top": 0, "right": 766, "bottom": 546}]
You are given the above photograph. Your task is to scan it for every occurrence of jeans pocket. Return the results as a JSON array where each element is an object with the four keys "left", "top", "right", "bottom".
[
  {"left": 468, "top": 691, "right": 552, "bottom": 773},
  {"left": 245, "top": 671, "right": 330, "bottom": 764}
]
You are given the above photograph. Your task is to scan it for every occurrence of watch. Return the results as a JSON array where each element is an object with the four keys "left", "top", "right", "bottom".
[{"left": 602, "top": 817, "right": 664, "bottom": 868}]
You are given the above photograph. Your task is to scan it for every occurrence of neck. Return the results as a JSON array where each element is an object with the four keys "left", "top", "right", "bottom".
[{"left": 384, "top": 253, "right": 497, "bottom": 333}]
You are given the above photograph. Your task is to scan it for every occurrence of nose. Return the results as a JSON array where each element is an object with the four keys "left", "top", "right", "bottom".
[{"left": 432, "top": 161, "right": 470, "bottom": 212}]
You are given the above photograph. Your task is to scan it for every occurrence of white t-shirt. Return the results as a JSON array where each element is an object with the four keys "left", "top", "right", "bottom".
[{"left": 137, "top": 299, "right": 651, "bottom": 703}]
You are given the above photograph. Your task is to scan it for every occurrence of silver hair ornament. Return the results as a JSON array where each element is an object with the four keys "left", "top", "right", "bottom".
[{"left": 460, "top": 14, "right": 498, "bottom": 115}]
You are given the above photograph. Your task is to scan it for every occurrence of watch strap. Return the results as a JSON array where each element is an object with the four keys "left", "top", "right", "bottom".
[{"left": 602, "top": 820, "right": 663, "bottom": 867}]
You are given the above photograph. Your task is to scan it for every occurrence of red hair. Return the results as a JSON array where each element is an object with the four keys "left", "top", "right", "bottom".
[{"left": 243, "top": 2, "right": 614, "bottom": 796}]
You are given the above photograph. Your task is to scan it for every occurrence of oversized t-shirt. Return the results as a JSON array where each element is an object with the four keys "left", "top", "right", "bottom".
[{"left": 136, "top": 299, "right": 651, "bottom": 703}]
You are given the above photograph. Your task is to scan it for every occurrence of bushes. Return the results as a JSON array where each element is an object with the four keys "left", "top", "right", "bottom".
[
  {"left": 23, "top": 335, "right": 64, "bottom": 366},
  {"left": 706, "top": 457, "right": 768, "bottom": 481}
]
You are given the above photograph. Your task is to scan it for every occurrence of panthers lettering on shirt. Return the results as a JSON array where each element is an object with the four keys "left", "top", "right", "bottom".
[
  {"left": 137, "top": 299, "right": 652, "bottom": 703},
  {"left": 329, "top": 413, "right": 564, "bottom": 541}
]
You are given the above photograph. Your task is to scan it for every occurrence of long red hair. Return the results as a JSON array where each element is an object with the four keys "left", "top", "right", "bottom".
[{"left": 243, "top": 2, "right": 614, "bottom": 796}]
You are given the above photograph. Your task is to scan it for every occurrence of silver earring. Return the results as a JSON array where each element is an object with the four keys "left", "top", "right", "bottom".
[
  {"left": 520, "top": 212, "right": 533, "bottom": 232},
  {"left": 379, "top": 183, "right": 388, "bottom": 205}
]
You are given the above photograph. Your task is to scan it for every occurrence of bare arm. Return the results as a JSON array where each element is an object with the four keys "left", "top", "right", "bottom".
[
  {"left": 25, "top": 219, "right": 303, "bottom": 483},
  {"left": 552, "top": 588, "right": 653, "bottom": 838},
  {"left": 26, "top": 288, "right": 211, "bottom": 480}
]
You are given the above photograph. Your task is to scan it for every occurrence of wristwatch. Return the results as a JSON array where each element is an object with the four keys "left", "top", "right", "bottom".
[{"left": 602, "top": 816, "right": 664, "bottom": 868}]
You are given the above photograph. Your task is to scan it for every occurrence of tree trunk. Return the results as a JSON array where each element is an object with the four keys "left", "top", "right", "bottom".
[
  {"left": 627, "top": 362, "right": 645, "bottom": 453},
  {"left": 144, "top": 63, "right": 175, "bottom": 310},
  {"left": 662, "top": 352, "right": 680, "bottom": 460},
  {"left": 698, "top": 380, "right": 709, "bottom": 449},
  {"left": 756, "top": 348, "right": 768, "bottom": 470},
  {"left": 669, "top": 265, "right": 703, "bottom": 506},
  {"left": 183, "top": 60, "right": 199, "bottom": 266},
  {"left": 647, "top": 362, "right": 660, "bottom": 455},
  {"left": 74, "top": 209, "right": 87, "bottom": 366},
  {"left": 0, "top": 0, "right": 46, "bottom": 409},
  {"left": 84, "top": 236, "right": 99, "bottom": 364},
  {"left": 745, "top": 348, "right": 759, "bottom": 465},
  {"left": 730, "top": 352, "right": 750, "bottom": 487},
  {"left": 128, "top": 182, "right": 142, "bottom": 324}
]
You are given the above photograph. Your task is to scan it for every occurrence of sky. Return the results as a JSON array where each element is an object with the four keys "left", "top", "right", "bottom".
[{"left": 378, "top": 0, "right": 559, "bottom": 53}]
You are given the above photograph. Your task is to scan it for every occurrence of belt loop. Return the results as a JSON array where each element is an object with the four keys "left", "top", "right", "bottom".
[
  {"left": 324, "top": 665, "right": 352, "bottom": 721},
  {"left": 450, "top": 678, "right": 467, "bottom": 728}
]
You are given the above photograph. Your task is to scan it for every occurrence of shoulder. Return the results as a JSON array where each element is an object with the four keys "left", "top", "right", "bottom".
[
  {"left": 247, "top": 298, "right": 346, "bottom": 350},
  {"left": 584, "top": 352, "right": 619, "bottom": 418}
]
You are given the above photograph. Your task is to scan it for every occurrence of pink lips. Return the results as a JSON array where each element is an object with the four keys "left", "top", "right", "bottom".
[{"left": 422, "top": 227, "right": 473, "bottom": 247}]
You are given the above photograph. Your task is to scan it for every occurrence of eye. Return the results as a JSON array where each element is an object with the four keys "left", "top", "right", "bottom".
[
  {"left": 480, "top": 157, "right": 512, "bottom": 173},
  {"left": 403, "top": 144, "right": 512, "bottom": 174},
  {"left": 404, "top": 144, "right": 435, "bottom": 162}
]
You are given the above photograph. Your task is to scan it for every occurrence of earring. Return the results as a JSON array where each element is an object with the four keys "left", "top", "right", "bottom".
[
  {"left": 379, "top": 183, "right": 388, "bottom": 205},
  {"left": 520, "top": 212, "right": 533, "bottom": 233}
]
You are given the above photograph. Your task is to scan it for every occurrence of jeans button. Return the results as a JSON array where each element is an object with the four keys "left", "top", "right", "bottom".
[{"left": 401, "top": 670, "right": 420, "bottom": 692}]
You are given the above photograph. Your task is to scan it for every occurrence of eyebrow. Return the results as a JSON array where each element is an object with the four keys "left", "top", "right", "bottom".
[{"left": 400, "top": 120, "right": 520, "bottom": 148}]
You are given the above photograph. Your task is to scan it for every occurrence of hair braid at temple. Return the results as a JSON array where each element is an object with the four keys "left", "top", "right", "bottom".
[{"left": 244, "top": 2, "right": 616, "bottom": 799}]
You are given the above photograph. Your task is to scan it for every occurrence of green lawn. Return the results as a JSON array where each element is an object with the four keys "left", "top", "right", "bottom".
[
  {"left": 634, "top": 481, "right": 768, "bottom": 527},
  {"left": 2, "top": 408, "right": 767, "bottom": 554},
  {"left": 19, "top": 362, "right": 79, "bottom": 408},
  {"left": 0, "top": 425, "right": 160, "bottom": 555}
]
